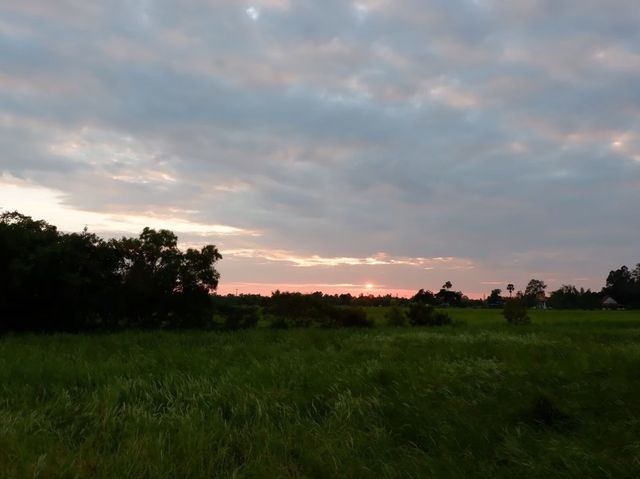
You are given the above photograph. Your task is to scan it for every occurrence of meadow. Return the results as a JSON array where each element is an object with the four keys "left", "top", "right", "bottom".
[{"left": 1, "top": 309, "right": 640, "bottom": 478}]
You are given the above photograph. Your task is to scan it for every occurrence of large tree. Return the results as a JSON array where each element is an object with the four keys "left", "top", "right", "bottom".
[
  {"left": 524, "top": 279, "right": 547, "bottom": 307},
  {"left": 604, "top": 265, "right": 640, "bottom": 306},
  {"left": 0, "top": 212, "right": 222, "bottom": 332},
  {"left": 525, "top": 279, "right": 547, "bottom": 297},
  {"left": 115, "top": 227, "right": 222, "bottom": 327}
]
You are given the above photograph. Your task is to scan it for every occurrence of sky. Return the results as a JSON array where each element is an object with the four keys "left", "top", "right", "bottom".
[{"left": 1, "top": 0, "right": 639, "bottom": 298}]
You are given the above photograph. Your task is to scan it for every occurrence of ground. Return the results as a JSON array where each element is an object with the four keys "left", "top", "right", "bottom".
[{"left": 1, "top": 309, "right": 640, "bottom": 478}]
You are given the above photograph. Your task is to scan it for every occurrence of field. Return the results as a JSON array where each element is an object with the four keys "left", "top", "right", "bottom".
[{"left": 1, "top": 309, "right": 640, "bottom": 478}]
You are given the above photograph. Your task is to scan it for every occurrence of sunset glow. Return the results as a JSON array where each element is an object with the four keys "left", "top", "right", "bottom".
[{"left": 1, "top": 1, "right": 638, "bottom": 298}]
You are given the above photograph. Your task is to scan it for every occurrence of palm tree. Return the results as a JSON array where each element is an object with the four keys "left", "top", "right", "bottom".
[{"left": 507, "top": 283, "right": 515, "bottom": 297}]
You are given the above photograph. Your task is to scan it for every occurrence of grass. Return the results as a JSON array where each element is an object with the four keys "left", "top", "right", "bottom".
[{"left": 1, "top": 309, "right": 640, "bottom": 478}]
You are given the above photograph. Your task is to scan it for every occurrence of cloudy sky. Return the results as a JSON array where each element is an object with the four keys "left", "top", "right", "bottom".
[{"left": 1, "top": 0, "right": 639, "bottom": 297}]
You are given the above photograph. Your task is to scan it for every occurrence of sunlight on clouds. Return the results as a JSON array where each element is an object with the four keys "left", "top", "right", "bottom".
[
  {"left": 48, "top": 130, "right": 142, "bottom": 166},
  {"left": 0, "top": 176, "right": 255, "bottom": 237},
  {"left": 225, "top": 248, "right": 474, "bottom": 269},
  {"left": 48, "top": 128, "right": 181, "bottom": 185},
  {"left": 593, "top": 47, "right": 640, "bottom": 73},
  {"left": 244, "top": 0, "right": 291, "bottom": 21},
  {"left": 111, "top": 171, "right": 177, "bottom": 185},
  {"left": 353, "top": 3, "right": 369, "bottom": 22},
  {"left": 428, "top": 84, "right": 478, "bottom": 109},
  {"left": 610, "top": 132, "right": 640, "bottom": 162},
  {"left": 2, "top": 0, "right": 638, "bottom": 298},
  {"left": 245, "top": 7, "right": 260, "bottom": 20}
]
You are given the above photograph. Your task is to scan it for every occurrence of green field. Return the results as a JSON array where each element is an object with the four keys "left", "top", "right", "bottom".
[{"left": 2, "top": 309, "right": 640, "bottom": 478}]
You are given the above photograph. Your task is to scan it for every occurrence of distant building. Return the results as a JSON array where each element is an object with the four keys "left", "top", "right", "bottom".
[
  {"left": 602, "top": 296, "right": 619, "bottom": 309},
  {"left": 536, "top": 292, "right": 548, "bottom": 309}
]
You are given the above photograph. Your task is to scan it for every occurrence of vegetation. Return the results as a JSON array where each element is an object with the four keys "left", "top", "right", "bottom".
[
  {"left": 1, "top": 309, "right": 640, "bottom": 478},
  {"left": 503, "top": 298, "right": 531, "bottom": 325},
  {"left": 4, "top": 211, "right": 640, "bottom": 336},
  {"left": 407, "top": 303, "right": 452, "bottom": 327},
  {"left": 548, "top": 285, "right": 602, "bottom": 310},
  {"left": 385, "top": 304, "right": 408, "bottom": 327},
  {"left": 0, "top": 211, "right": 221, "bottom": 332},
  {"left": 604, "top": 264, "right": 640, "bottom": 308},
  {"left": 3, "top": 212, "right": 640, "bottom": 476}
]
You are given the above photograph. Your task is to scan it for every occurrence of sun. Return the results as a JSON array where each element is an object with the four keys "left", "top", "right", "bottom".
[{"left": 365, "top": 283, "right": 375, "bottom": 290}]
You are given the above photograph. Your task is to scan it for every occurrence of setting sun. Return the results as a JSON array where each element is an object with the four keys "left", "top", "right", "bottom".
[{"left": 365, "top": 283, "right": 375, "bottom": 290}]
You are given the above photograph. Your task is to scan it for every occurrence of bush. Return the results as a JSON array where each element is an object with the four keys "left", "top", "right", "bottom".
[
  {"left": 322, "top": 306, "right": 373, "bottom": 328},
  {"left": 268, "top": 291, "right": 324, "bottom": 328},
  {"left": 268, "top": 315, "right": 314, "bottom": 329},
  {"left": 432, "top": 311, "right": 453, "bottom": 326},
  {"left": 407, "top": 303, "right": 452, "bottom": 327},
  {"left": 215, "top": 305, "right": 260, "bottom": 330},
  {"left": 385, "top": 305, "right": 408, "bottom": 327},
  {"left": 503, "top": 298, "right": 530, "bottom": 325}
]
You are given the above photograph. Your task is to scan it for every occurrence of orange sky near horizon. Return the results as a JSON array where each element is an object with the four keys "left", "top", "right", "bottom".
[{"left": 216, "top": 282, "right": 485, "bottom": 299}]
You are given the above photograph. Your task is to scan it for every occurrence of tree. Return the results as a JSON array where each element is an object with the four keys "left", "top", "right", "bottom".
[
  {"left": 112, "top": 227, "right": 222, "bottom": 327},
  {"left": 412, "top": 288, "right": 436, "bottom": 305},
  {"left": 507, "top": 284, "right": 515, "bottom": 297},
  {"left": 487, "top": 289, "right": 503, "bottom": 306},
  {"left": 604, "top": 265, "right": 639, "bottom": 307},
  {"left": 523, "top": 279, "right": 547, "bottom": 307},
  {"left": 548, "top": 285, "right": 602, "bottom": 309},
  {"left": 525, "top": 279, "right": 547, "bottom": 297},
  {"left": 0, "top": 212, "right": 222, "bottom": 332},
  {"left": 443, "top": 281, "right": 453, "bottom": 290},
  {"left": 435, "top": 285, "right": 463, "bottom": 306},
  {"left": 0, "top": 212, "right": 124, "bottom": 331}
]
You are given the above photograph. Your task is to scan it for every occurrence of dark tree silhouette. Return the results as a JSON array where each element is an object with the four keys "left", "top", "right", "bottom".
[
  {"left": 604, "top": 265, "right": 640, "bottom": 307},
  {"left": 525, "top": 279, "right": 547, "bottom": 297},
  {"left": 507, "top": 284, "right": 515, "bottom": 297},
  {"left": 487, "top": 289, "right": 503, "bottom": 306},
  {"left": 412, "top": 288, "right": 436, "bottom": 305},
  {"left": 0, "top": 212, "right": 222, "bottom": 332}
]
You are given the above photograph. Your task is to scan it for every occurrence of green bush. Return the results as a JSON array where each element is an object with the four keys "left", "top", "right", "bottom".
[
  {"left": 268, "top": 291, "right": 324, "bottom": 328},
  {"left": 385, "top": 305, "right": 408, "bottom": 327},
  {"left": 322, "top": 306, "right": 373, "bottom": 328},
  {"left": 268, "top": 315, "right": 314, "bottom": 329},
  {"left": 215, "top": 305, "right": 260, "bottom": 330},
  {"left": 407, "top": 303, "right": 452, "bottom": 326},
  {"left": 503, "top": 298, "right": 530, "bottom": 325}
]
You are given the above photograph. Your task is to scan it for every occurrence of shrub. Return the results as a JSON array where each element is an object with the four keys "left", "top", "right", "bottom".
[
  {"left": 385, "top": 305, "right": 408, "bottom": 327},
  {"left": 407, "top": 303, "right": 452, "bottom": 327},
  {"left": 268, "top": 315, "right": 314, "bottom": 329},
  {"left": 503, "top": 298, "right": 530, "bottom": 325},
  {"left": 322, "top": 306, "right": 373, "bottom": 328},
  {"left": 215, "top": 305, "right": 260, "bottom": 330},
  {"left": 268, "top": 291, "right": 324, "bottom": 328},
  {"left": 432, "top": 311, "right": 453, "bottom": 326}
]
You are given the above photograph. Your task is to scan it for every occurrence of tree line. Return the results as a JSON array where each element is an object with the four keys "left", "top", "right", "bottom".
[
  {"left": 2, "top": 211, "right": 638, "bottom": 333},
  {"left": 483, "top": 268, "right": 640, "bottom": 310},
  {"left": 1, "top": 211, "right": 221, "bottom": 332}
]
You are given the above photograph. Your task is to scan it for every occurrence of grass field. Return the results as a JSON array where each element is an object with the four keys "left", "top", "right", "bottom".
[{"left": 1, "top": 309, "right": 640, "bottom": 478}]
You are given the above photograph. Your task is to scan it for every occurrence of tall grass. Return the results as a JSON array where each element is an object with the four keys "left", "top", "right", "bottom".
[{"left": 1, "top": 309, "right": 639, "bottom": 477}]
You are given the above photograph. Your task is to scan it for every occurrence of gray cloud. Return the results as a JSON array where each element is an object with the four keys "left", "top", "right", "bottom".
[{"left": 1, "top": 0, "right": 639, "bottom": 295}]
